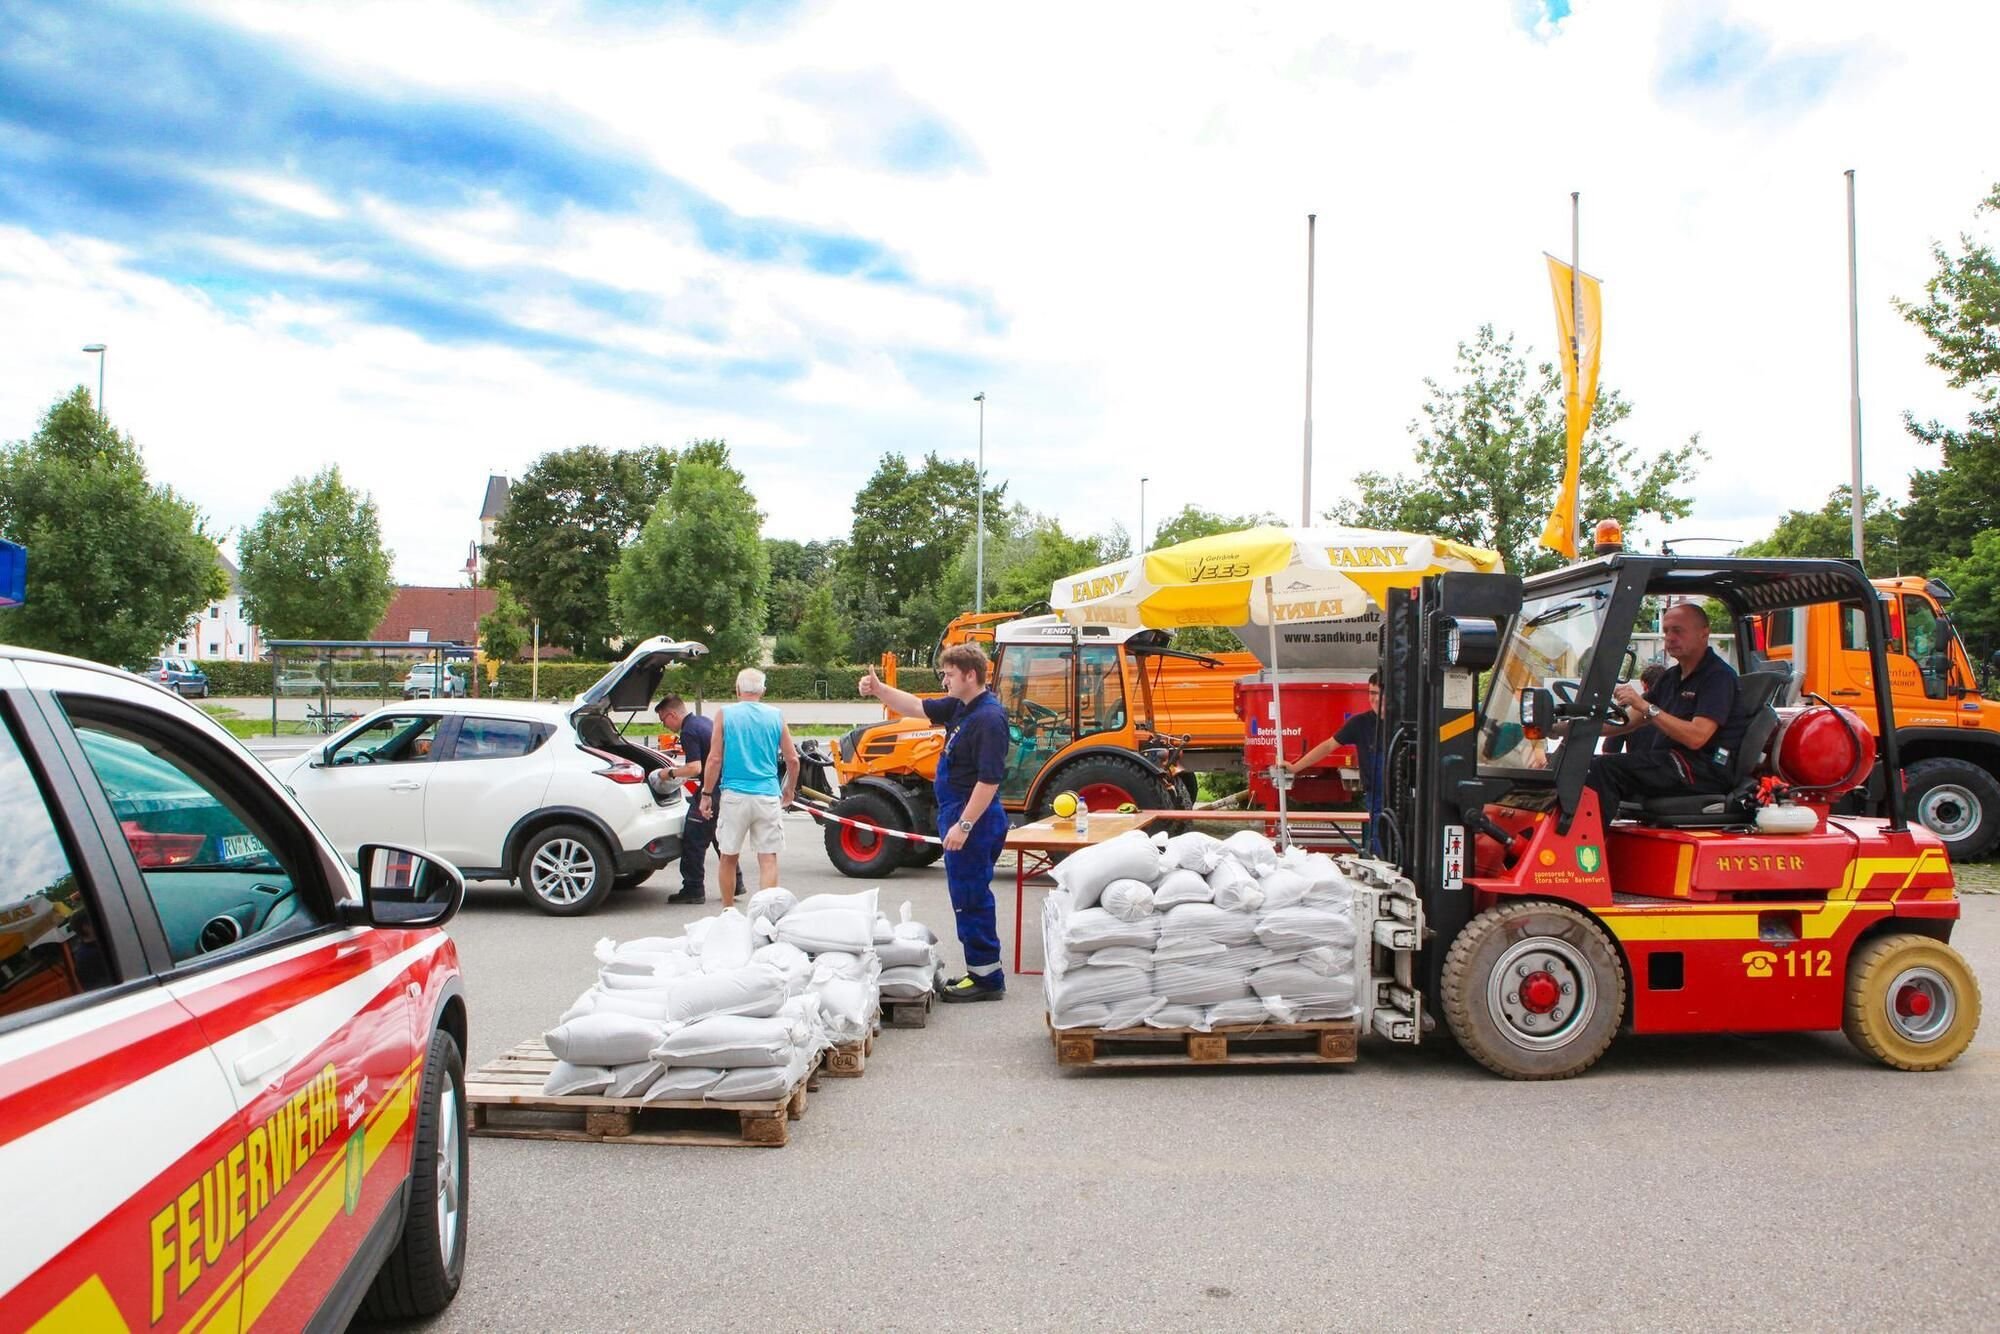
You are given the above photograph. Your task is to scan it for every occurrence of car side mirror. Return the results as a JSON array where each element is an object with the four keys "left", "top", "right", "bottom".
[
  {"left": 1520, "top": 687, "right": 1557, "bottom": 739},
  {"left": 342, "top": 843, "right": 465, "bottom": 928}
]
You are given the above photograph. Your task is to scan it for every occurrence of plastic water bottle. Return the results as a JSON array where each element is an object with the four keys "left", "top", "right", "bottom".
[{"left": 1075, "top": 803, "right": 1090, "bottom": 838}]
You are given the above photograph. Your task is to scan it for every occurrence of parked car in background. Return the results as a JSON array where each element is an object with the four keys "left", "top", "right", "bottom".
[
  {"left": 285, "top": 636, "right": 708, "bottom": 915},
  {"left": 402, "top": 664, "right": 467, "bottom": 699},
  {"left": 276, "top": 669, "right": 328, "bottom": 695},
  {"left": 139, "top": 653, "right": 208, "bottom": 698},
  {"left": 0, "top": 641, "right": 472, "bottom": 1327}
]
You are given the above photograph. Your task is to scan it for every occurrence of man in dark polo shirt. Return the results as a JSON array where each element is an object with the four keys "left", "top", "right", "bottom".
[
  {"left": 860, "top": 643, "right": 1011, "bottom": 1002},
  {"left": 1584, "top": 603, "right": 1743, "bottom": 818}
]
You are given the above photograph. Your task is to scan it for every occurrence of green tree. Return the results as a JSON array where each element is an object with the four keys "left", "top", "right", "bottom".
[
  {"left": 837, "top": 452, "right": 1005, "bottom": 658},
  {"left": 1935, "top": 529, "right": 2000, "bottom": 661},
  {"left": 477, "top": 582, "right": 529, "bottom": 661},
  {"left": 765, "top": 537, "right": 840, "bottom": 635},
  {"left": 1736, "top": 485, "right": 1902, "bottom": 566},
  {"left": 1897, "top": 183, "right": 2000, "bottom": 575},
  {"left": 488, "top": 444, "right": 675, "bottom": 656},
  {"left": 794, "top": 580, "right": 847, "bottom": 671},
  {"left": 0, "top": 388, "right": 226, "bottom": 666},
  {"left": 610, "top": 452, "right": 768, "bottom": 700},
  {"left": 236, "top": 467, "right": 395, "bottom": 640},
  {"left": 1331, "top": 325, "right": 1703, "bottom": 576}
]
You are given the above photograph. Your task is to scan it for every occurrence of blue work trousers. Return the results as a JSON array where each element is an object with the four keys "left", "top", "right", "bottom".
[
  {"left": 680, "top": 807, "right": 715, "bottom": 895},
  {"left": 936, "top": 791, "right": 1008, "bottom": 988}
]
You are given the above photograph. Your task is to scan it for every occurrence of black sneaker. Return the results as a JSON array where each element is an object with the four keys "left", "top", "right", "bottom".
[
  {"left": 665, "top": 891, "right": 706, "bottom": 905},
  {"left": 938, "top": 975, "right": 1004, "bottom": 1003}
]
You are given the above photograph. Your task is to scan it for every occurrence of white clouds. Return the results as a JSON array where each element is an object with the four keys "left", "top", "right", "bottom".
[{"left": 8, "top": 0, "right": 2000, "bottom": 591}]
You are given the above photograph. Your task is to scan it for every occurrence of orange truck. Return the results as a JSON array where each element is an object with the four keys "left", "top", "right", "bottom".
[{"left": 1745, "top": 574, "right": 2000, "bottom": 860}]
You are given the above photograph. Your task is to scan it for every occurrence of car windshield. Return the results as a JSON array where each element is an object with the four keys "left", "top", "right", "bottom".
[{"left": 1479, "top": 581, "right": 1616, "bottom": 771}]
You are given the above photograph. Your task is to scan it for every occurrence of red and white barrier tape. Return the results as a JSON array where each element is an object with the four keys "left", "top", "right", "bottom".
[{"left": 792, "top": 797, "right": 945, "bottom": 846}]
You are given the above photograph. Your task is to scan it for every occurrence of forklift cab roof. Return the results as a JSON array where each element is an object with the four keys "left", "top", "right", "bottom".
[{"left": 1522, "top": 553, "right": 1877, "bottom": 614}]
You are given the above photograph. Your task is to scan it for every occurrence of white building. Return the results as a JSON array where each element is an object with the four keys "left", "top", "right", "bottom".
[{"left": 172, "top": 554, "right": 264, "bottom": 662}]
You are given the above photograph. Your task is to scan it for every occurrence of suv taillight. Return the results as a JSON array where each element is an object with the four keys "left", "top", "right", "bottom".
[{"left": 580, "top": 745, "right": 645, "bottom": 784}]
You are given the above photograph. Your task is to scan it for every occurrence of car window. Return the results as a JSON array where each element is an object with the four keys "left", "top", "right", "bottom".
[
  {"left": 328, "top": 714, "right": 442, "bottom": 765},
  {"left": 66, "top": 714, "right": 323, "bottom": 965},
  {"left": 451, "top": 716, "right": 541, "bottom": 761},
  {"left": 0, "top": 712, "right": 116, "bottom": 1016}
]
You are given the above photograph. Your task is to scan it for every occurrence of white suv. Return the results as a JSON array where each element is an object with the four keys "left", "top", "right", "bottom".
[{"left": 282, "top": 636, "right": 705, "bottom": 915}]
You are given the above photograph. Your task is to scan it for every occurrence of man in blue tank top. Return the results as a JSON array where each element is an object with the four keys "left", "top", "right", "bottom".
[
  {"left": 698, "top": 667, "right": 798, "bottom": 907},
  {"left": 861, "top": 643, "right": 1011, "bottom": 1002}
]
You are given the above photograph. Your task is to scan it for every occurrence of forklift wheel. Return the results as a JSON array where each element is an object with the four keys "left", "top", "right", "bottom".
[
  {"left": 1442, "top": 901, "right": 1626, "bottom": 1080},
  {"left": 1842, "top": 933, "right": 1981, "bottom": 1071},
  {"left": 823, "top": 791, "right": 907, "bottom": 879}
]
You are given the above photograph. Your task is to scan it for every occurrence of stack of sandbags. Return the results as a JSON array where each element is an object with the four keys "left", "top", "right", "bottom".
[
  {"left": 1042, "top": 828, "right": 1364, "bottom": 1033},
  {"left": 755, "top": 887, "right": 883, "bottom": 1043},
  {"left": 876, "top": 902, "right": 943, "bottom": 1001}
]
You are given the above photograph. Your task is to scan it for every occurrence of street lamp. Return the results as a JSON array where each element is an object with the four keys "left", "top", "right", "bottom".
[
  {"left": 82, "top": 344, "right": 106, "bottom": 414},
  {"left": 973, "top": 392, "right": 986, "bottom": 614},
  {"left": 1139, "top": 476, "right": 1149, "bottom": 554}
]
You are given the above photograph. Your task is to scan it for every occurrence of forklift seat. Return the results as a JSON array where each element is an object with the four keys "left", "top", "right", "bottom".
[{"left": 1623, "top": 670, "right": 1790, "bottom": 827}]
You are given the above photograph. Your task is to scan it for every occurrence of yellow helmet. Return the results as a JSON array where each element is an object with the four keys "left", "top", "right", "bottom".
[{"left": 1050, "top": 790, "right": 1079, "bottom": 819}]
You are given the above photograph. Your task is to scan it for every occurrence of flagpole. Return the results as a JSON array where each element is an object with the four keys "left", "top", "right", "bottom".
[
  {"left": 1846, "top": 169, "right": 1865, "bottom": 562},
  {"left": 1570, "top": 191, "right": 1583, "bottom": 553},
  {"left": 1302, "top": 213, "right": 1317, "bottom": 528}
]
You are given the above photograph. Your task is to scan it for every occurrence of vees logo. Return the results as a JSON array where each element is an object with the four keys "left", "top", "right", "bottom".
[{"left": 1190, "top": 558, "right": 1252, "bottom": 582}]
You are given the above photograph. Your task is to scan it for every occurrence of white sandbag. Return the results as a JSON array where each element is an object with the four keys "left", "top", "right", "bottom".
[
  {"left": 775, "top": 909, "right": 875, "bottom": 954},
  {"left": 583, "top": 990, "right": 675, "bottom": 1022},
  {"left": 791, "top": 888, "right": 880, "bottom": 918},
  {"left": 665, "top": 962, "right": 788, "bottom": 1022},
  {"left": 594, "top": 935, "right": 688, "bottom": 965},
  {"left": 746, "top": 887, "right": 797, "bottom": 923},
  {"left": 545, "top": 1013, "right": 668, "bottom": 1066},
  {"left": 1219, "top": 829, "right": 1279, "bottom": 873},
  {"left": 684, "top": 917, "right": 715, "bottom": 949},
  {"left": 809, "top": 951, "right": 870, "bottom": 984},
  {"left": 1151, "top": 830, "right": 1171, "bottom": 851},
  {"left": 1160, "top": 830, "right": 1225, "bottom": 875},
  {"left": 752, "top": 941, "right": 816, "bottom": 994},
  {"left": 1206, "top": 997, "right": 1275, "bottom": 1026},
  {"left": 1053, "top": 1002, "right": 1111, "bottom": 1029},
  {"left": 1208, "top": 860, "right": 1265, "bottom": 912},
  {"left": 893, "top": 902, "right": 937, "bottom": 943},
  {"left": 1100, "top": 996, "right": 1167, "bottom": 1030},
  {"left": 1159, "top": 902, "right": 1258, "bottom": 947},
  {"left": 651, "top": 1015, "right": 799, "bottom": 1069},
  {"left": 605, "top": 1061, "right": 664, "bottom": 1099},
  {"left": 1153, "top": 868, "right": 1213, "bottom": 908},
  {"left": 1252, "top": 962, "right": 1359, "bottom": 1020},
  {"left": 778, "top": 994, "right": 831, "bottom": 1056},
  {"left": 880, "top": 964, "right": 938, "bottom": 999},
  {"left": 708, "top": 1047, "right": 813, "bottom": 1102},
  {"left": 872, "top": 913, "right": 895, "bottom": 944},
  {"left": 814, "top": 977, "right": 875, "bottom": 1042},
  {"left": 542, "top": 1061, "right": 613, "bottom": 1096},
  {"left": 1049, "top": 963, "right": 1149, "bottom": 1013},
  {"left": 1256, "top": 867, "right": 1311, "bottom": 912},
  {"left": 1151, "top": 936, "right": 1227, "bottom": 964},
  {"left": 700, "top": 908, "right": 756, "bottom": 972},
  {"left": 1255, "top": 906, "right": 1358, "bottom": 952},
  {"left": 1084, "top": 945, "right": 1155, "bottom": 972},
  {"left": 1297, "top": 945, "right": 1353, "bottom": 977},
  {"left": 1145, "top": 1004, "right": 1208, "bottom": 1030},
  {"left": 643, "top": 1066, "right": 723, "bottom": 1102},
  {"left": 1050, "top": 830, "right": 1161, "bottom": 911},
  {"left": 876, "top": 937, "right": 934, "bottom": 968},
  {"left": 1099, "top": 878, "right": 1156, "bottom": 923},
  {"left": 1154, "top": 945, "right": 1273, "bottom": 1006},
  {"left": 600, "top": 967, "right": 687, "bottom": 991},
  {"left": 1062, "top": 907, "right": 1160, "bottom": 952},
  {"left": 1293, "top": 853, "right": 1356, "bottom": 908}
]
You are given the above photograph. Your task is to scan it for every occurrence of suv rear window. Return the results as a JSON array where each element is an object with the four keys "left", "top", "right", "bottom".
[{"left": 452, "top": 717, "right": 543, "bottom": 761}]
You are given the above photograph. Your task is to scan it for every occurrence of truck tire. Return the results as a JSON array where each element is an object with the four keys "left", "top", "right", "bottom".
[
  {"left": 1441, "top": 900, "right": 1626, "bottom": 1080},
  {"left": 902, "top": 839, "right": 944, "bottom": 868},
  {"left": 360, "top": 1026, "right": 467, "bottom": 1319},
  {"left": 1037, "top": 753, "right": 1174, "bottom": 816},
  {"left": 516, "top": 824, "right": 615, "bottom": 915},
  {"left": 824, "top": 790, "right": 906, "bottom": 879},
  {"left": 1842, "top": 933, "right": 1981, "bottom": 1071},
  {"left": 1904, "top": 758, "right": 2000, "bottom": 862}
]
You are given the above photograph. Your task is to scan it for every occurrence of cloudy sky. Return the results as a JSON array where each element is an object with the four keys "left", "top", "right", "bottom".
[{"left": 2, "top": 0, "right": 1995, "bottom": 585}]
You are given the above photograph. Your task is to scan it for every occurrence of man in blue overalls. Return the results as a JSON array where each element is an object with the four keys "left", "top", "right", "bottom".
[{"left": 860, "top": 643, "right": 1010, "bottom": 1002}]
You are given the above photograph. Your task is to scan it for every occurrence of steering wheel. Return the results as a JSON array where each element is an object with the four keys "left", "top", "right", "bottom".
[{"left": 1020, "top": 700, "right": 1062, "bottom": 732}]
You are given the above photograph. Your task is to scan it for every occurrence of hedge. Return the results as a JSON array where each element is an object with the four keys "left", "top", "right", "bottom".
[{"left": 202, "top": 659, "right": 942, "bottom": 703}]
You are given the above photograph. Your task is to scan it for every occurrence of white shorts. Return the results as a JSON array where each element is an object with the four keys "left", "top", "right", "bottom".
[{"left": 716, "top": 792, "right": 787, "bottom": 855}]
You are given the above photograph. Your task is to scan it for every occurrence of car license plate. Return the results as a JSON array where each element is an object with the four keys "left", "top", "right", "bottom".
[{"left": 221, "top": 833, "right": 267, "bottom": 861}]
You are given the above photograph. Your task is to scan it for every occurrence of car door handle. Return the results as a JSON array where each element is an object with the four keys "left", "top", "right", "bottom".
[
  {"left": 388, "top": 780, "right": 422, "bottom": 792},
  {"left": 233, "top": 1037, "right": 293, "bottom": 1084}
]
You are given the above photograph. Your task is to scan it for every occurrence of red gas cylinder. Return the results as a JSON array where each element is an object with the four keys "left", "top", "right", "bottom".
[{"left": 1770, "top": 705, "right": 1875, "bottom": 797}]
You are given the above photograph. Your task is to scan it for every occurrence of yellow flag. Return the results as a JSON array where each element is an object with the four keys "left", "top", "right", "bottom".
[{"left": 1539, "top": 254, "right": 1603, "bottom": 558}]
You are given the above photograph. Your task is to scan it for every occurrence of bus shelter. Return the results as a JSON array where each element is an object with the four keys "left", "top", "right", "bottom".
[{"left": 262, "top": 639, "right": 477, "bottom": 737}]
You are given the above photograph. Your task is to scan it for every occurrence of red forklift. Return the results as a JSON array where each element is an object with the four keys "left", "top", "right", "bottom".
[{"left": 1365, "top": 553, "right": 1981, "bottom": 1078}]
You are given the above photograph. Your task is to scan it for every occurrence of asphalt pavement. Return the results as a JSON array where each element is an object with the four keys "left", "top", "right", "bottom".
[{"left": 354, "top": 811, "right": 2000, "bottom": 1333}]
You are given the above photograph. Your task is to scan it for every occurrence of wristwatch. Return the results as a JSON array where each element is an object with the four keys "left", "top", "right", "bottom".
[
  {"left": 957, "top": 819, "right": 974, "bottom": 833},
  {"left": 1646, "top": 703, "right": 1662, "bottom": 721}
]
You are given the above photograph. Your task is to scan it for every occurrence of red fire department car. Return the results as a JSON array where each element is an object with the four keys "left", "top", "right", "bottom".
[{"left": 0, "top": 646, "right": 470, "bottom": 1329}]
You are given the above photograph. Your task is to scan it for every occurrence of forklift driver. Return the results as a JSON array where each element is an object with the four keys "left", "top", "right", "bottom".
[{"left": 1582, "top": 603, "right": 1744, "bottom": 817}]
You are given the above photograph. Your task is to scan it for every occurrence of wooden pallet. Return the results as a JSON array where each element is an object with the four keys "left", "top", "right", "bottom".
[
  {"left": 882, "top": 990, "right": 934, "bottom": 1029},
  {"left": 1047, "top": 1016, "right": 1359, "bottom": 1069},
  {"left": 820, "top": 1032, "right": 874, "bottom": 1078},
  {"left": 466, "top": 1040, "right": 809, "bottom": 1147}
]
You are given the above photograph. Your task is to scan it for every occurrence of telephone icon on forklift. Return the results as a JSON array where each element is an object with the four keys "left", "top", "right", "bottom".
[{"left": 1741, "top": 950, "right": 1778, "bottom": 979}]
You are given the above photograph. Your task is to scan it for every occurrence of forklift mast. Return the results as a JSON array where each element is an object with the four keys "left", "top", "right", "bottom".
[{"left": 1381, "top": 572, "right": 1522, "bottom": 997}]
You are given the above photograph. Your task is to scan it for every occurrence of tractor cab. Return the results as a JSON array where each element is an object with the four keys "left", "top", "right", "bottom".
[{"left": 1370, "top": 556, "right": 1977, "bottom": 1079}]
